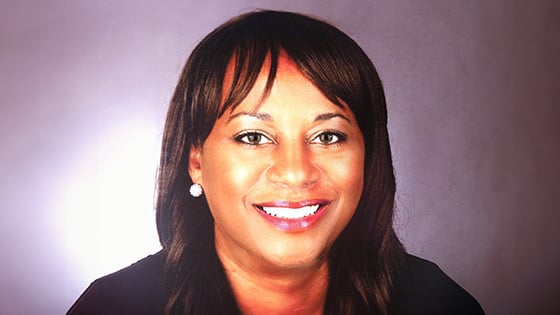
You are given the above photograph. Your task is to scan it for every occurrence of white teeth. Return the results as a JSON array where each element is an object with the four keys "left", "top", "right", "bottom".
[{"left": 261, "top": 205, "right": 320, "bottom": 219}]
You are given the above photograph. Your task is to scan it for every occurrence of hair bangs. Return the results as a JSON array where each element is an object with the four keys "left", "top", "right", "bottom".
[{"left": 219, "top": 44, "right": 281, "bottom": 117}]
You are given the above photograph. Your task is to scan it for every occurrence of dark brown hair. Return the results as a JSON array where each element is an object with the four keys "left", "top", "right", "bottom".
[{"left": 156, "top": 10, "right": 405, "bottom": 314}]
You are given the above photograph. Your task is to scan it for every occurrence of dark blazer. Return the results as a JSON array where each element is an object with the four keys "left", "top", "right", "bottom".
[{"left": 68, "top": 251, "right": 485, "bottom": 314}]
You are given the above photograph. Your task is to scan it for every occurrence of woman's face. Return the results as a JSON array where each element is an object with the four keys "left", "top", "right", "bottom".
[{"left": 189, "top": 55, "right": 365, "bottom": 272}]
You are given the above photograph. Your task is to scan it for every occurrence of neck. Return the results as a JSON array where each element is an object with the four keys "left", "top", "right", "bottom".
[{"left": 217, "top": 248, "right": 329, "bottom": 315}]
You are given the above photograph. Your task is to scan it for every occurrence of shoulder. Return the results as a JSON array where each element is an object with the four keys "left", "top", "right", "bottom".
[
  {"left": 390, "top": 254, "right": 485, "bottom": 315},
  {"left": 67, "top": 251, "right": 166, "bottom": 315}
]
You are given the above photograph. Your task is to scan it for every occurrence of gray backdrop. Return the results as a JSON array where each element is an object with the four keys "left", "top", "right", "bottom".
[{"left": 1, "top": 1, "right": 559, "bottom": 314}]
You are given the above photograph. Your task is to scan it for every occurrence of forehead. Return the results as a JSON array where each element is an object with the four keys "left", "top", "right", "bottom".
[{"left": 222, "top": 52, "right": 348, "bottom": 117}]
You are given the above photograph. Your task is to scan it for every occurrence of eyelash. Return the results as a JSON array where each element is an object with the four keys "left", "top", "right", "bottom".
[
  {"left": 233, "top": 130, "right": 347, "bottom": 146},
  {"left": 234, "top": 130, "right": 274, "bottom": 145},
  {"left": 309, "top": 130, "right": 347, "bottom": 145}
]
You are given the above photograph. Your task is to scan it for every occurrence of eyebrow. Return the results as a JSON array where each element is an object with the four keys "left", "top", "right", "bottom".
[
  {"left": 227, "top": 111, "right": 351, "bottom": 124},
  {"left": 227, "top": 111, "right": 273, "bottom": 123},
  {"left": 314, "top": 112, "right": 351, "bottom": 123}
]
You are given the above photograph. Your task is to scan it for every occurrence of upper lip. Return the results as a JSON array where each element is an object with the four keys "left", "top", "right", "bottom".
[{"left": 254, "top": 199, "right": 329, "bottom": 208}]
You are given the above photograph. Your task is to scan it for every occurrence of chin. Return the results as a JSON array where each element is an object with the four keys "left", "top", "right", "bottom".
[{"left": 257, "top": 237, "right": 330, "bottom": 271}]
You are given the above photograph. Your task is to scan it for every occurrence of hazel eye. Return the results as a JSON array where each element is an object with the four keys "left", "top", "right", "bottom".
[
  {"left": 310, "top": 131, "right": 347, "bottom": 145},
  {"left": 235, "top": 131, "right": 273, "bottom": 145}
]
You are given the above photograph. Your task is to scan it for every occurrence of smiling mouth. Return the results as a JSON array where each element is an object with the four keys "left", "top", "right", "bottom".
[
  {"left": 258, "top": 204, "right": 321, "bottom": 219},
  {"left": 255, "top": 200, "right": 329, "bottom": 219},
  {"left": 253, "top": 200, "right": 330, "bottom": 232}
]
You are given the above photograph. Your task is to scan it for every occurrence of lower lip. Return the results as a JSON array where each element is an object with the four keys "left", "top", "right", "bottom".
[{"left": 255, "top": 203, "right": 330, "bottom": 232}]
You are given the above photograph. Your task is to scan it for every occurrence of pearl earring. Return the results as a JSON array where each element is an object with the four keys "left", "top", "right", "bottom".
[{"left": 189, "top": 183, "right": 203, "bottom": 197}]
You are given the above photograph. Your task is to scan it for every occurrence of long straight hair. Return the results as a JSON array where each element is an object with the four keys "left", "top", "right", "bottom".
[{"left": 156, "top": 10, "right": 406, "bottom": 314}]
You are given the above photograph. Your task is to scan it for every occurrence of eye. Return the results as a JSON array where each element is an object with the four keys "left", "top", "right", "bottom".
[
  {"left": 234, "top": 131, "right": 274, "bottom": 145},
  {"left": 310, "top": 131, "right": 347, "bottom": 145}
]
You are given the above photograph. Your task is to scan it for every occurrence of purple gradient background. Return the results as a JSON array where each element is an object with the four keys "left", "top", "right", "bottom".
[{"left": 1, "top": 1, "right": 559, "bottom": 314}]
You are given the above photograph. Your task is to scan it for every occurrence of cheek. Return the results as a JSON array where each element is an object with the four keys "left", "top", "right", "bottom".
[
  {"left": 200, "top": 148, "right": 265, "bottom": 203},
  {"left": 323, "top": 151, "right": 364, "bottom": 198}
]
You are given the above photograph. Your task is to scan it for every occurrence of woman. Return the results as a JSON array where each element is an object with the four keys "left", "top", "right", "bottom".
[{"left": 68, "top": 10, "right": 485, "bottom": 315}]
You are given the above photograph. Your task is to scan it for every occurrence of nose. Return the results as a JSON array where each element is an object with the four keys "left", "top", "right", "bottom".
[{"left": 266, "top": 141, "right": 320, "bottom": 189}]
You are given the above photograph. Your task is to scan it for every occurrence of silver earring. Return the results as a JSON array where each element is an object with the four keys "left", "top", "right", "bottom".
[{"left": 189, "top": 183, "right": 203, "bottom": 197}]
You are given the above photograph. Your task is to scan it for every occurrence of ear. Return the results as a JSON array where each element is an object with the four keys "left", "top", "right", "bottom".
[{"left": 188, "top": 145, "right": 203, "bottom": 185}]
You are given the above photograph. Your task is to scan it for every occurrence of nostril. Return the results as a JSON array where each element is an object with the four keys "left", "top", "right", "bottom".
[{"left": 265, "top": 153, "right": 320, "bottom": 188}]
